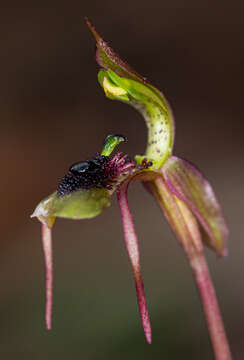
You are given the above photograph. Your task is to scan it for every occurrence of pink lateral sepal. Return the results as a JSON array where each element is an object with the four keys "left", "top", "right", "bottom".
[
  {"left": 41, "top": 224, "right": 53, "bottom": 330},
  {"left": 117, "top": 176, "right": 152, "bottom": 344}
]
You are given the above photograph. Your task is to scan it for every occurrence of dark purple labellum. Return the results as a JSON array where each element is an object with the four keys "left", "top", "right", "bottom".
[{"left": 57, "top": 155, "right": 110, "bottom": 196}]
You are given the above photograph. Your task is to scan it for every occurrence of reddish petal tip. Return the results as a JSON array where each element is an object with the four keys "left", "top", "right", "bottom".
[
  {"left": 45, "top": 304, "right": 52, "bottom": 330},
  {"left": 135, "top": 275, "right": 152, "bottom": 344},
  {"left": 144, "top": 322, "right": 152, "bottom": 344},
  {"left": 146, "top": 335, "right": 152, "bottom": 344},
  {"left": 46, "top": 322, "right": 52, "bottom": 331}
]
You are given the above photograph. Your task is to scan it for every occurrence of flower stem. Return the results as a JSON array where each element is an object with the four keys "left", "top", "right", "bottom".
[
  {"left": 145, "top": 178, "right": 232, "bottom": 358},
  {"left": 189, "top": 253, "right": 232, "bottom": 360}
]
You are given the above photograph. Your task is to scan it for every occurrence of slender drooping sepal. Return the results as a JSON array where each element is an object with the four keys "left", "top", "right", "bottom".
[
  {"left": 117, "top": 175, "right": 154, "bottom": 344},
  {"left": 32, "top": 192, "right": 110, "bottom": 331},
  {"left": 86, "top": 19, "right": 175, "bottom": 170},
  {"left": 41, "top": 224, "right": 53, "bottom": 330},
  {"left": 162, "top": 156, "right": 228, "bottom": 256}
]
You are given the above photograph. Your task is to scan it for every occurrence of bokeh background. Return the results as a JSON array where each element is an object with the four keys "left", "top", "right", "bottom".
[{"left": 1, "top": 0, "right": 243, "bottom": 358}]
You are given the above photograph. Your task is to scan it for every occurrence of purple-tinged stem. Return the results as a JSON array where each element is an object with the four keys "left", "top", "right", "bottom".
[
  {"left": 145, "top": 177, "right": 232, "bottom": 359},
  {"left": 117, "top": 183, "right": 152, "bottom": 344},
  {"left": 189, "top": 253, "right": 232, "bottom": 360},
  {"left": 41, "top": 224, "right": 53, "bottom": 330}
]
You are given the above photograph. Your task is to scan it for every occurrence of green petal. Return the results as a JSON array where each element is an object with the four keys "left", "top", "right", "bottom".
[
  {"left": 162, "top": 156, "right": 228, "bottom": 256},
  {"left": 86, "top": 19, "right": 175, "bottom": 170},
  {"left": 31, "top": 188, "right": 111, "bottom": 227},
  {"left": 145, "top": 176, "right": 204, "bottom": 258}
]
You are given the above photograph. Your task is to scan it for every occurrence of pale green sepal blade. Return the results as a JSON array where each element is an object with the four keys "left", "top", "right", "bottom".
[
  {"left": 99, "top": 70, "right": 174, "bottom": 170},
  {"left": 86, "top": 20, "right": 175, "bottom": 171},
  {"left": 31, "top": 188, "right": 111, "bottom": 227}
]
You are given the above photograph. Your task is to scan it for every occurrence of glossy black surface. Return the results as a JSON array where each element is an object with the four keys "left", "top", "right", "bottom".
[{"left": 57, "top": 155, "right": 110, "bottom": 196}]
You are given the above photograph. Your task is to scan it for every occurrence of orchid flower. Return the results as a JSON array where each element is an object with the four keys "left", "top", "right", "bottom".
[{"left": 31, "top": 19, "right": 232, "bottom": 359}]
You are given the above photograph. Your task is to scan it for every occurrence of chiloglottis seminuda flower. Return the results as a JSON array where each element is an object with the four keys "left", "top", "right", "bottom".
[{"left": 31, "top": 19, "right": 230, "bottom": 355}]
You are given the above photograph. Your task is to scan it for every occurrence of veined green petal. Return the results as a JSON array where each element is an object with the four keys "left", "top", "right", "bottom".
[
  {"left": 86, "top": 19, "right": 175, "bottom": 170},
  {"left": 31, "top": 188, "right": 111, "bottom": 227},
  {"left": 144, "top": 176, "right": 203, "bottom": 258},
  {"left": 162, "top": 156, "right": 228, "bottom": 257}
]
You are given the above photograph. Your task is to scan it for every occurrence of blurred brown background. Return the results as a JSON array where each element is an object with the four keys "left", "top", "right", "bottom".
[{"left": 0, "top": 0, "right": 243, "bottom": 358}]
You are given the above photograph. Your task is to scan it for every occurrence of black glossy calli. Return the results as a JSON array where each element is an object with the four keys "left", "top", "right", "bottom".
[{"left": 57, "top": 155, "right": 110, "bottom": 196}]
